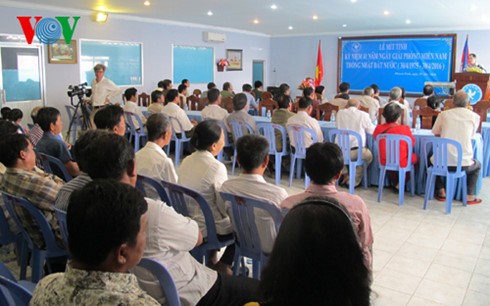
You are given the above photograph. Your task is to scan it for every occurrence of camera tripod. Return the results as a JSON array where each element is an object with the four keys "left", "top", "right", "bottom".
[{"left": 65, "top": 96, "right": 92, "bottom": 143}]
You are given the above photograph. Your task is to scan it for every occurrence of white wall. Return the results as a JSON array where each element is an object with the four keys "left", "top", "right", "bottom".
[{"left": 0, "top": 5, "right": 270, "bottom": 127}]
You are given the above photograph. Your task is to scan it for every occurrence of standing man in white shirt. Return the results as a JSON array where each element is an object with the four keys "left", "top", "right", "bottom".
[
  {"left": 431, "top": 90, "right": 482, "bottom": 204},
  {"left": 336, "top": 98, "right": 375, "bottom": 187},
  {"left": 135, "top": 113, "right": 177, "bottom": 184},
  {"left": 286, "top": 97, "right": 324, "bottom": 148},
  {"left": 161, "top": 89, "right": 197, "bottom": 137},
  {"left": 88, "top": 64, "right": 122, "bottom": 109},
  {"left": 123, "top": 87, "right": 146, "bottom": 130},
  {"left": 220, "top": 134, "right": 288, "bottom": 254},
  {"left": 386, "top": 87, "right": 410, "bottom": 126}
]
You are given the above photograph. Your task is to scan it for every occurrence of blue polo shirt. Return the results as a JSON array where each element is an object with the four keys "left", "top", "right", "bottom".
[{"left": 36, "top": 132, "right": 72, "bottom": 164}]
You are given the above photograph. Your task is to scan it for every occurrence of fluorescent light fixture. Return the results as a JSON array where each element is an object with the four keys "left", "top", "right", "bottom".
[
  {"left": 383, "top": 10, "right": 390, "bottom": 15},
  {"left": 94, "top": 11, "right": 108, "bottom": 23},
  {"left": 253, "top": 18, "right": 259, "bottom": 24},
  {"left": 312, "top": 15, "right": 318, "bottom": 20},
  {"left": 270, "top": 4, "right": 277, "bottom": 10},
  {"left": 288, "top": 25, "right": 293, "bottom": 30},
  {"left": 405, "top": 19, "right": 411, "bottom": 24},
  {"left": 342, "top": 24, "right": 347, "bottom": 27}
]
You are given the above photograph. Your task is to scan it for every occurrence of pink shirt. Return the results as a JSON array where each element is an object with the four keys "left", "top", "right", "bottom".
[{"left": 281, "top": 183, "right": 373, "bottom": 270}]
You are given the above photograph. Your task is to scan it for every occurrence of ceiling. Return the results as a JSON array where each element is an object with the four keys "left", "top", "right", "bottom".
[{"left": 4, "top": 0, "right": 490, "bottom": 36}]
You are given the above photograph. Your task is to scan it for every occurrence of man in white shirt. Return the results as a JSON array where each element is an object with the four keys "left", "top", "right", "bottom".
[
  {"left": 201, "top": 88, "right": 229, "bottom": 123},
  {"left": 88, "top": 64, "right": 122, "bottom": 108},
  {"left": 336, "top": 98, "right": 375, "bottom": 187},
  {"left": 242, "top": 83, "right": 258, "bottom": 115},
  {"left": 148, "top": 90, "right": 165, "bottom": 114},
  {"left": 386, "top": 87, "right": 410, "bottom": 126},
  {"left": 161, "top": 89, "right": 197, "bottom": 136},
  {"left": 286, "top": 97, "right": 324, "bottom": 148},
  {"left": 135, "top": 113, "right": 177, "bottom": 184},
  {"left": 220, "top": 134, "right": 288, "bottom": 254},
  {"left": 431, "top": 90, "right": 482, "bottom": 204},
  {"left": 123, "top": 87, "right": 146, "bottom": 130},
  {"left": 226, "top": 93, "right": 257, "bottom": 136},
  {"left": 178, "top": 84, "right": 188, "bottom": 108},
  {"left": 360, "top": 87, "right": 380, "bottom": 121}
]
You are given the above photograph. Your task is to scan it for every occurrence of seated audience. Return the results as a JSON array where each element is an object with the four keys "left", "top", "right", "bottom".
[
  {"left": 31, "top": 179, "right": 160, "bottom": 305},
  {"left": 1, "top": 106, "right": 11, "bottom": 120},
  {"left": 242, "top": 83, "right": 258, "bottom": 115},
  {"left": 220, "top": 82, "right": 234, "bottom": 99},
  {"left": 54, "top": 130, "right": 104, "bottom": 211},
  {"left": 336, "top": 98, "right": 375, "bottom": 187},
  {"left": 303, "top": 87, "right": 319, "bottom": 118},
  {"left": 386, "top": 87, "right": 410, "bottom": 126},
  {"left": 93, "top": 104, "right": 127, "bottom": 136},
  {"left": 181, "top": 79, "right": 191, "bottom": 93},
  {"left": 360, "top": 87, "right": 380, "bottom": 121},
  {"left": 123, "top": 87, "right": 147, "bottom": 130},
  {"left": 160, "top": 79, "right": 172, "bottom": 97},
  {"left": 252, "top": 197, "right": 371, "bottom": 306},
  {"left": 0, "top": 133, "right": 64, "bottom": 247},
  {"left": 148, "top": 89, "right": 165, "bottom": 114},
  {"left": 36, "top": 107, "right": 80, "bottom": 177},
  {"left": 220, "top": 134, "right": 288, "bottom": 254},
  {"left": 281, "top": 142, "right": 373, "bottom": 270},
  {"left": 400, "top": 87, "right": 411, "bottom": 110},
  {"left": 177, "top": 120, "right": 234, "bottom": 274},
  {"left": 253, "top": 80, "right": 264, "bottom": 101},
  {"left": 286, "top": 97, "right": 324, "bottom": 148},
  {"left": 432, "top": 90, "right": 481, "bottom": 204},
  {"left": 201, "top": 82, "right": 217, "bottom": 99},
  {"left": 135, "top": 113, "right": 177, "bottom": 183},
  {"left": 178, "top": 84, "right": 188, "bottom": 108},
  {"left": 27, "top": 106, "right": 44, "bottom": 146},
  {"left": 161, "top": 89, "right": 197, "bottom": 136},
  {"left": 274, "top": 83, "right": 291, "bottom": 102},
  {"left": 315, "top": 85, "right": 328, "bottom": 103},
  {"left": 8, "top": 108, "right": 25, "bottom": 133},
  {"left": 373, "top": 103, "right": 417, "bottom": 188},
  {"left": 201, "top": 88, "right": 229, "bottom": 125},
  {"left": 271, "top": 94, "right": 294, "bottom": 151},
  {"left": 422, "top": 84, "right": 434, "bottom": 99},
  {"left": 370, "top": 83, "right": 387, "bottom": 105},
  {"left": 226, "top": 93, "right": 257, "bottom": 136},
  {"left": 329, "top": 93, "right": 349, "bottom": 110}
]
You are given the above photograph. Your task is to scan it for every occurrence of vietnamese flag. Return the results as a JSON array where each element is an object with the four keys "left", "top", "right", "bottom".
[
  {"left": 315, "top": 41, "right": 323, "bottom": 87},
  {"left": 460, "top": 35, "right": 470, "bottom": 72}
]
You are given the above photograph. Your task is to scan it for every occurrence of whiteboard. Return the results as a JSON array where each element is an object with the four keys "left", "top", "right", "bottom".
[{"left": 173, "top": 45, "right": 214, "bottom": 84}]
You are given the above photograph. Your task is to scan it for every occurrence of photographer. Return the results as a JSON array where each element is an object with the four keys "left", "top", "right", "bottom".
[{"left": 88, "top": 64, "right": 122, "bottom": 109}]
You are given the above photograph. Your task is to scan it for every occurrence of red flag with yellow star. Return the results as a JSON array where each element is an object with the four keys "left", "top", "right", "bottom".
[{"left": 315, "top": 41, "right": 323, "bottom": 87}]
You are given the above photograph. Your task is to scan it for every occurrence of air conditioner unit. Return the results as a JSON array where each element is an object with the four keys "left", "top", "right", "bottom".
[{"left": 203, "top": 31, "right": 226, "bottom": 43}]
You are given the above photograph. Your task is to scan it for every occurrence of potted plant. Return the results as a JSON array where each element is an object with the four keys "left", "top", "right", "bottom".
[{"left": 217, "top": 58, "right": 229, "bottom": 72}]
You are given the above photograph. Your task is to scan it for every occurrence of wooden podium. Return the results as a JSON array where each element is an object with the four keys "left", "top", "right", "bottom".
[{"left": 454, "top": 72, "right": 490, "bottom": 101}]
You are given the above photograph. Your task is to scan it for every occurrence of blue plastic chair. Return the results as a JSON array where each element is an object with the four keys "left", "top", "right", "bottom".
[
  {"left": 38, "top": 153, "right": 73, "bottom": 182},
  {"left": 375, "top": 134, "right": 415, "bottom": 205},
  {"left": 0, "top": 276, "right": 32, "bottom": 306},
  {"left": 230, "top": 120, "right": 255, "bottom": 176},
  {"left": 2, "top": 193, "right": 67, "bottom": 283},
  {"left": 286, "top": 125, "right": 317, "bottom": 188},
  {"left": 215, "top": 120, "right": 233, "bottom": 162},
  {"left": 125, "top": 111, "right": 147, "bottom": 152},
  {"left": 329, "top": 129, "right": 369, "bottom": 194},
  {"left": 0, "top": 262, "right": 36, "bottom": 294},
  {"left": 135, "top": 175, "right": 170, "bottom": 203},
  {"left": 54, "top": 208, "right": 69, "bottom": 250},
  {"left": 0, "top": 198, "right": 25, "bottom": 269},
  {"left": 159, "top": 181, "right": 234, "bottom": 264},
  {"left": 137, "top": 258, "right": 181, "bottom": 306},
  {"left": 165, "top": 117, "right": 191, "bottom": 167},
  {"left": 220, "top": 192, "right": 283, "bottom": 280},
  {"left": 423, "top": 138, "right": 467, "bottom": 214},
  {"left": 257, "top": 123, "right": 289, "bottom": 185}
]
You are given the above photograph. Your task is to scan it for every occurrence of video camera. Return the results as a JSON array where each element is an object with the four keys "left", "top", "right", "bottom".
[{"left": 67, "top": 82, "right": 89, "bottom": 99}]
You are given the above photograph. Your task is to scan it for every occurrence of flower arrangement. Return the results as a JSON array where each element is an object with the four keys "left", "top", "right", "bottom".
[
  {"left": 298, "top": 77, "right": 315, "bottom": 90},
  {"left": 465, "top": 66, "right": 484, "bottom": 73},
  {"left": 218, "top": 58, "right": 230, "bottom": 67}
]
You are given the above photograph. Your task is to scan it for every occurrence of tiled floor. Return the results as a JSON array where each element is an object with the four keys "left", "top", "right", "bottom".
[{"left": 268, "top": 169, "right": 490, "bottom": 306}]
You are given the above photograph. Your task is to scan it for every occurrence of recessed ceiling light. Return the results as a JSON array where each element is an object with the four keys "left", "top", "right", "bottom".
[
  {"left": 253, "top": 18, "right": 259, "bottom": 24},
  {"left": 312, "top": 15, "right": 318, "bottom": 20},
  {"left": 405, "top": 19, "right": 411, "bottom": 24},
  {"left": 143, "top": 1, "right": 150, "bottom": 6},
  {"left": 288, "top": 25, "right": 293, "bottom": 30},
  {"left": 207, "top": 11, "right": 213, "bottom": 16},
  {"left": 270, "top": 4, "right": 278, "bottom": 10},
  {"left": 351, "top": 0, "right": 357, "bottom": 3},
  {"left": 383, "top": 10, "right": 389, "bottom": 15},
  {"left": 342, "top": 24, "right": 347, "bottom": 28}
]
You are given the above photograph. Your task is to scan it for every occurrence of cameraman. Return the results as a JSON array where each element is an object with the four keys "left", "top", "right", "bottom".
[{"left": 88, "top": 64, "right": 122, "bottom": 109}]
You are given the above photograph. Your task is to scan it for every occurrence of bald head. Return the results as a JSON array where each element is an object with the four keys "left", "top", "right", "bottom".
[
  {"left": 454, "top": 90, "right": 469, "bottom": 108},
  {"left": 347, "top": 98, "right": 360, "bottom": 108}
]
